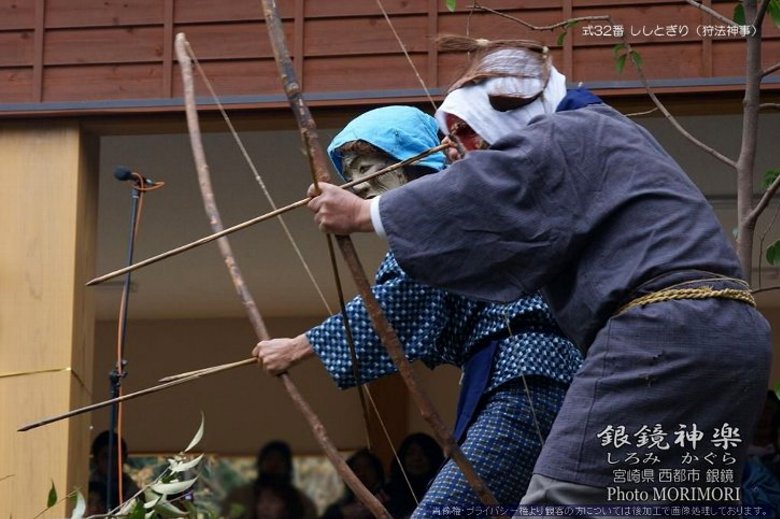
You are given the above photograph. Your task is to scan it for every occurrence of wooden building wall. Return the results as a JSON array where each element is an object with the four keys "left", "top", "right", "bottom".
[{"left": 0, "top": 0, "right": 778, "bottom": 114}]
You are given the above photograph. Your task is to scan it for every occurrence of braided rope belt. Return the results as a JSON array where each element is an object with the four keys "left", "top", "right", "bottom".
[{"left": 617, "top": 286, "right": 756, "bottom": 316}]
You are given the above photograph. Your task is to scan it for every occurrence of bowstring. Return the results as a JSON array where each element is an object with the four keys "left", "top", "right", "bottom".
[
  {"left": 184, "top": 42, "right": 334, "bottom": 316},
  {"left": 375, "top": 0, "right": 438, "bottom": 111},
  {"left": 363, "top": 385, "right": 420, "bottom": 507},
  {"left": 186, "top": 35, "right": 423, "bottom": 506},
  {"left": 325, "top": 234, "right": 375, "bottom": 451},
  {"left": 372, "top": 0, "right": 437, "bottom": 489},
  {"left": 502, "top": 315, "right": 546, "bottom": 446},
  {"left": 184, "top": 41, "right": 389, "bottom": 459}
]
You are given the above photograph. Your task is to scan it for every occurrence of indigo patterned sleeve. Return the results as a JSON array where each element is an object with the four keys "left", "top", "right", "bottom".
[{"left": 306, "top": 252, "right": 483, "bottom": 389}]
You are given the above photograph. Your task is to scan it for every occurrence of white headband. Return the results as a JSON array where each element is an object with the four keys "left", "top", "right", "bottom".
[{"left": 435, "top": 64, "right": 567, "bottom": 145}]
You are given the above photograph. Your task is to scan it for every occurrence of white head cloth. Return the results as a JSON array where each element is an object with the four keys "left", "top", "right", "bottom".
[{"left": 435, "top": 58, "right": 567, "bottom": 145}]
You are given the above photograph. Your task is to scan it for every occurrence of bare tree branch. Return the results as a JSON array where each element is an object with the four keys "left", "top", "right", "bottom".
[
  {"left": 752, "top": 284, "right": 780, "bottom": 295},
  {"left": 637, "top": 77, "right": 737, "bottom": 168},
  {"left": 684, "top": 0, "right": 741, "bottom": 27},
  {"left": 756, "top": 200, "right": 780, "bottom": 287},
  {"left": 760, "top": 103, "right": 780, "bottom": 110},
  {"left": 755, "top": 0, "right": 772, "bottom": 26},
  {"left": 616, "top": 37, "right": 738, "bottom": 168},
  {"left": 625, "top": 107, "right": 660, "bottom": 117},
  {"left": 746, "top": 166, "right": 780, "bottom": 227},
  {"left": 763, "top": 62, "right": 780, "bottom": 78},
  {"left": 735, "top": 0, "right": 764, "bottom": 277}
]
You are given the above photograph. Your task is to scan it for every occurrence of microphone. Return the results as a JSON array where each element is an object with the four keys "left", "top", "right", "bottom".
[{"left": 113, "top": 166, "right": 156, "bottom": 186}]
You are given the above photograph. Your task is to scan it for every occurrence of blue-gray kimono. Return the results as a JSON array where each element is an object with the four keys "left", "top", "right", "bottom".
[
  {"left": 377, "top": 99, "right": 772, "bottom": 493},
  {"left": 315, "top": 103, "right": 583, "bottom": 513}
]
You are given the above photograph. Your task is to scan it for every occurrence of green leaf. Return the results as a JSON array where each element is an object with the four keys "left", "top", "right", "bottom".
[
  {"left": 70, "top": 491, "right": 86, "bottom": 519},
  {"left": 734, "top": 3, "right": 746, "bottom": 25},
  {"left": 613, "top": 43, "right": 626, "bottom": 57},
  {"left": 184, "top": 412, "right": 205, "bottom": 453},
  {"left": 766, "top": 240, "right": 780, "bottom": 265},
  {"left": 775, "top": 380, "right": 780, "bottom": 402},
  {"left": 615, "top": 54, "right": 628, "bottom": 74},
  {"left": 564, "top": 20, "right": 580, "bottom": 29},
  {"left": 128, "top": 501, "right": 146, "bottom": 519},
  {"left": 630, "top": 50, "right": 643, "bottom": 69},
  {"left": 47, "top": 481, "right": 57, "bottom": 508},
  {"left": 445, "top": 0, "right": 457, "bottom": 12},
  {"left": 763, "top": 168, "right": 780, "bottom": 190},
  {"left": 556, "top": 31, "right": 568, "bottom": 46},
  {"left": 769, "top": 0, "right": 780, "bottom": 29}
]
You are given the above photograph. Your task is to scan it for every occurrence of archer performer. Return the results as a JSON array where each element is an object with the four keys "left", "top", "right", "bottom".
[
  {"left": 306, "top": 38, "right": 771, "bottom": 516},
  {"left": 253, "top": 105, "right": 582, "bottom": 517}
]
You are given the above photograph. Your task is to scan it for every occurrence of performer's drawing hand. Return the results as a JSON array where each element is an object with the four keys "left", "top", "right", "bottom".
[
  {"left": 253, "top": 334, "right": 314, "bottom": 375},
  {"left": 307, "top": 183, "right": 373, "bottom": 234},
  {"left": 442, "top": 135, "right": 464, "bottom": 163}
]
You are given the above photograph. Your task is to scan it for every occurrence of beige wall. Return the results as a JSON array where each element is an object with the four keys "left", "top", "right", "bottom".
[{"left": 0, "top": 122, "right": 97, "bottom": 517}]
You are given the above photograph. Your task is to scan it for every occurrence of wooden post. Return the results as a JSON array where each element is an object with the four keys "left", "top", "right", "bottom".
[{"left": 0, "top": 121, "right": 98, "bottom": 517}]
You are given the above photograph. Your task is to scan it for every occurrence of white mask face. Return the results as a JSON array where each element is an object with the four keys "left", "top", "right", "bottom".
[{"left": 342, "top": 152, "right": 408, "bottom": 199}]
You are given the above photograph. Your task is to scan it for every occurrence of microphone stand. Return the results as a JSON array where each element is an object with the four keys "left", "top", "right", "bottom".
[{"left": 105, "top": 176, "right": 143, "bottom": 510}]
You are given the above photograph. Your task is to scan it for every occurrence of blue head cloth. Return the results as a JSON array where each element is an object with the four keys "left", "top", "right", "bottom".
[{"left": 327, "top": 106, "right": 446, "bottom": 181}]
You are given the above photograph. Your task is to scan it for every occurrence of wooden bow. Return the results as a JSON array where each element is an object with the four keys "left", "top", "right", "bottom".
[
  {"left": 174, "top": 34, "right": 391, "bottom": 518},
  {"left": 259, "top": 0, "right": 498, "bottom": 511}
]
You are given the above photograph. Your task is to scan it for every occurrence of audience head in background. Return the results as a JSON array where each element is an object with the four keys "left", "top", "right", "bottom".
[
  {"left": 91, "top": 429, "right": 129, "bottom": 479},
  {"left": 386, "top": 433, "right": 444, "bottom": 518},
  {"left": 256, "top": 440, "right": 295, "bottom": 484},
  {"left": 88, "top": 430, "right": 140, "bottom": 506},
  {"left": 222, "top": 440, "right": 317, "bottom": 519},
  {"left": 321, "top": 449, "right": 387, "bottom": 519},
  {"left": 392, "top": 433, "right": 443, "bottom": 488},
  {"left": 254, "top": 475, "right": 305, "bottom": 519},
  {"left": 346, "top": 449, "right": 386, "bottom": 495}
]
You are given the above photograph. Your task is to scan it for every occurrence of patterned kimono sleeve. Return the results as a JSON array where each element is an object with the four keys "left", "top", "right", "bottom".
[{"left": 306, "top": 253, "right": 482, "bottom": 389}]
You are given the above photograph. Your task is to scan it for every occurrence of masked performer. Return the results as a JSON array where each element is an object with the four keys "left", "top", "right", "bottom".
[
  {"left": 307, "top": 39, "right": 771, "bottom": 516},
  {"left": 254, "top": 105, "right": 582, "bottom": 517}
]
